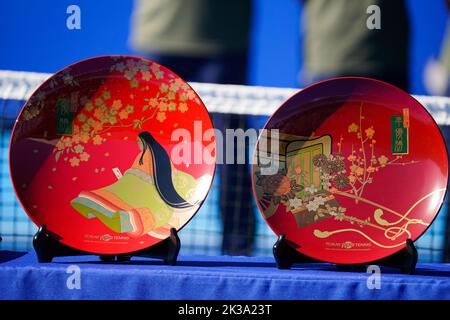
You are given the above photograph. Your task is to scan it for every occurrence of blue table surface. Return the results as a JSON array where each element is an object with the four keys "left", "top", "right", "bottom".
[{"left": 1, "top": 251, "right": 450, "bottom": 300}]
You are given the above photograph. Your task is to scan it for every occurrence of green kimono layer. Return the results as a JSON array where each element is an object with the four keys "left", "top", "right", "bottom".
[{"left": 71, "top": 168, "right": 197, "bottom": 235}]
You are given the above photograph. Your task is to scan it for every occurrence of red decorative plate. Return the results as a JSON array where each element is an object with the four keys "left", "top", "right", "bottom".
[
  {"left": 10, "top": 56, "right": 216, "bottom": 254},
  {"left": 252, "top": 77, "right": 448, "bottom": 264}
]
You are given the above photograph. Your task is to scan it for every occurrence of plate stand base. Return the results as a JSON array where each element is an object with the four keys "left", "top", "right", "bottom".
[
  {"left": 273, "top": 234, "right": 418, "bottom": 274},
  {"left": 33, "top": 224, "right": 181, "bottom": 265}
]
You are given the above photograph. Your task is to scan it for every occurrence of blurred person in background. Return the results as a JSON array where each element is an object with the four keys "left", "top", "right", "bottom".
[
  {"left": 302, "top": 0, "right": 410, "bottom": 91},
  {"left": 425, "top": 1, "right": 450, "bottom": 96},
  {"left": 130, "top": 0, "right": 251, "bottom": 84},
  {"left": 129, "top": 0, "right": 255, "bottom": 255}
]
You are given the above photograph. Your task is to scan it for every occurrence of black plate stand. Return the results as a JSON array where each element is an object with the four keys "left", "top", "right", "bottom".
[
  {"left": 33, "top": 224, "right": 181, "bottom": 265},
  {"left": 273, "top": 234, "right": 418, "bottom": 274}
]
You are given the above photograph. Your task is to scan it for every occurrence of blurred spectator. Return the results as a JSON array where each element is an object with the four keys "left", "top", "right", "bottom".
[
  {"left": 425, "top": 1, "right": 450, "bottom": 96},
  {"left": 130, "top": 0, "right": 251, "bottom": 84},
  {"left": 129, "top": 0, "right": 256, "bottom": 255},
  {"left": 302, "top": 0, "right": 410, "bottom": 91}
]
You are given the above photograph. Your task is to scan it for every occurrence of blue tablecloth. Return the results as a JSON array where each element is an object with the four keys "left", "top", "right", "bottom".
[{"left": 1, "top": 251, "right": 450, "bottom": 300}]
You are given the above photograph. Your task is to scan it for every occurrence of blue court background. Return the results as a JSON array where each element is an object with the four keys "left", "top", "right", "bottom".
[{"left": 0, "top": 0, "right": 448, "bottom": 94}]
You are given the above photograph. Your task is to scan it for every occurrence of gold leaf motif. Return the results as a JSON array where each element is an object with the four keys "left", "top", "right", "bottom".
[
  {"left": 313, "top": 230, "right": 331, "bottom": 238},
  {"left": 156, "top": 112, "right": 166, "bottom": 122},
  {"left": 348, "top": 123, "right": 359, "bottom": 133}
]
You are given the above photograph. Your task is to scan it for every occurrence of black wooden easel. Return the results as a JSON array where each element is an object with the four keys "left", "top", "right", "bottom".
[
  {"left": 33, "top": 224, "right": 180, "bottom": 265},
  {"left": 273, "top": 234, "right": 418, "bottom": 274}
]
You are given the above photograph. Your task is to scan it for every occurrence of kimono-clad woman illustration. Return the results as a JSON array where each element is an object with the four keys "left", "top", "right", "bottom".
[{"left": 71, "top": 131, "right": 205, "bottom": 239}]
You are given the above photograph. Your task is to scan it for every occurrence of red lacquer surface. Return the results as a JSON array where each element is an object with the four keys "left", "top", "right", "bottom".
[
  {"left": 252, "top": 77, "right": 448, "bottom": 264},
  {"left": 10, "top": 56, "right": 216, "bottom": 254}
]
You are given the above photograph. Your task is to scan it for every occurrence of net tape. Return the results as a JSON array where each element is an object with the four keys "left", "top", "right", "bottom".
[{"left": 2, "top": 70, "right": 450, "bottom": 120}]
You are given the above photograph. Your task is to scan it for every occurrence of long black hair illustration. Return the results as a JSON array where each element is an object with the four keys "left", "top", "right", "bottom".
[{"left": 138, "top": 131, "right": 193, "bottom": 209}]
